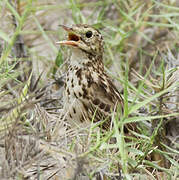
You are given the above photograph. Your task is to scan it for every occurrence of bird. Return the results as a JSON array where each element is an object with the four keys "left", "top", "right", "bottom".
[{"left": 57, "top": 24, "right": 123, "bottom": 129}]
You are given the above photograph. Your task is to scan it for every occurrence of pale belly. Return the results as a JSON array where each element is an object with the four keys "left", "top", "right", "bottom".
[
  {"left": 62, "top": 68, "right": 89, "bottom": 126},
  {"left": 63, "top": 96, "right": 89, "bottom": 127}
]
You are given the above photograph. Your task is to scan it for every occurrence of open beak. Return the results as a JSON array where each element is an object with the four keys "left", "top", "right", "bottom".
[{"left": 56, "top": 25, "right": 80, "bottom": 47}]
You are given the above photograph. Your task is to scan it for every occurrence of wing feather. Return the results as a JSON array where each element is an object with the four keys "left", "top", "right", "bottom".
[{"left": 80, "top": 70, "right": 123, "bottom": 128}]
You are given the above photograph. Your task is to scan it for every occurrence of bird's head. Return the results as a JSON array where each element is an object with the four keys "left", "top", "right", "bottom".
[{"left": 57, "top": 24, "right": 104, "bottom": 57}]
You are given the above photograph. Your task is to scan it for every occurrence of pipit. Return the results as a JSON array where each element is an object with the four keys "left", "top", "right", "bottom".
[{"left": 57, "top": 24, "right": 123, "bottom": 129}]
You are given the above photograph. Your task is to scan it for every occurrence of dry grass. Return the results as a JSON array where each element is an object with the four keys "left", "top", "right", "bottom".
[{"left": 0, "top": 0, "right": 179, "bottom": 179}]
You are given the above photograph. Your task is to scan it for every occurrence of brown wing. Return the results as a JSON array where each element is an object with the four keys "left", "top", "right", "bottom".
[
  {"left": 91, "top": 78, "right": 123, "bottom": 110},
  {"left": 81, "top": 71, "right": 123, "bottom": 128}
]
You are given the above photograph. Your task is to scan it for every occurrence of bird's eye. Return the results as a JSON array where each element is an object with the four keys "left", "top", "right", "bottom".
[{"left": 85, "top": 31, "right": 93, "bottom": 38}]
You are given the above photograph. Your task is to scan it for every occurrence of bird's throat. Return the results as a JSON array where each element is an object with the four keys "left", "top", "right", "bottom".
[{"left": 69, "top": 48, "right": 101, "bottom": 69}]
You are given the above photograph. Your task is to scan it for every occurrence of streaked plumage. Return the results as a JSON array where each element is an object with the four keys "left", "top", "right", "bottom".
[{"left": 57, "top": 24, "right": 123, "bottom": 129}]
